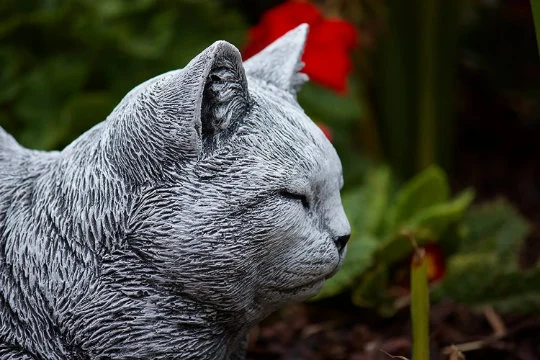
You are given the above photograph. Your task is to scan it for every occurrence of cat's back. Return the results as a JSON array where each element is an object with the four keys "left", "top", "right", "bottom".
[
  {"left": 0, "top": 127, "right": 28, "bottom": 189},
  {"left": 0, "top": 126, "right": 20, "bottom": 162},
  {"left": 0, "top": 127, "right": 58, "bottom": 222}
]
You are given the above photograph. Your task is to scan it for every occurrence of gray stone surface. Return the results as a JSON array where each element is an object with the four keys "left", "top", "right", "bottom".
[{"left": 0, "top": 24, "right": 350, "bottom": 359}]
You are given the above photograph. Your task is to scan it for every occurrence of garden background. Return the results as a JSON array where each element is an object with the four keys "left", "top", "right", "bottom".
[{"left": 1, "top": 0, "right": 540, "bottom": 359}]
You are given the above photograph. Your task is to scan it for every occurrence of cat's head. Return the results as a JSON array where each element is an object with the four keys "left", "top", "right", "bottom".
[{"left": 104, "top": 25, "right": 350, "bottom": 320}]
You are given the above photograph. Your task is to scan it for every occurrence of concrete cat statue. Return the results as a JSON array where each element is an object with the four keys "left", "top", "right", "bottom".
[{"left": 0, "top": 24, "right": 350, "bottom": 359}]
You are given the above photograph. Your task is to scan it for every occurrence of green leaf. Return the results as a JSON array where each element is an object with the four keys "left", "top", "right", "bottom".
[
  {"left": 432, "top": 253, "right": 499, "bottom": 306},
  {"left": 12, "top": 56, "right": 89, "bottom": 149},
  {"left": 315, "top": 233, "right": 378, "bottom": 299},
  {"left": 373, "top": 1, "right": 462, "bottom": 177},
  {"left": 298, "top": 81, "right": 362, "bottom": 126},
  {"left": 387, "top": 165, "right": 450, "bottom": 230},
  {"left": 87, "top": 0, "right": 156, "bottom": 18},
  {"left": 1, "top": 0, "right": 247, "bottom": 151},
  {"left": 342, "top": 166, "right": 392, "bottom": 236},
  {"left": 375, "top": 231, "right": 429, "bottom": 266},
  {"left": 531, "top": 0, "right": 540, "bottom": 57},
  {"left": 460, "top": 199, "right": 530, "bottom": 267},
  {"left": 351, "top": 264, "right": 389, "bottom": 308},
  {"left": 488, "top": 288, "right": 540, "bottom": 314},
  {"left": 433, "top": 253, "right": 540, "bottom": 314},
  {"left": 407, "top": 189, "right": 475, "bottom": 236},
  {"left": 60, "top": 92, "right": 117, "bottom": 148},
  {"left": 375, "top": 189, "right": 473, "bottom": 266},
  {"left": 0, "top": 48, "right": 25, "bottom": 103},
  {"left": 431, "top": 200, "right": 535, "bottom": 313}
]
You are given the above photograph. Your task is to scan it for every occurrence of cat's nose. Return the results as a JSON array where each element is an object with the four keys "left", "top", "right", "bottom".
[{"left": 334, "top": 234, "right": 350, "bottom": 253}]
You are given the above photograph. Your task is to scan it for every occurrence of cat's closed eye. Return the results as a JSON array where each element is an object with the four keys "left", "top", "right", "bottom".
[{"left": 279, "top": 190, "right": 310, "bottom": 210}]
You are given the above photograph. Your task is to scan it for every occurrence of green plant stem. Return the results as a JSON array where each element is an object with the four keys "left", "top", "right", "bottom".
[
  {"left": 411, "top": 247, "right": 430, "bottom": 360},
  {"left": 356, "top": 70, "right": 384, "bottom": 161},
  {"left": 531, "top": 0, "right": 540, "bottom": 57},
  {"left": 417, "top": 0, "right": 438, "bottom": 170}
]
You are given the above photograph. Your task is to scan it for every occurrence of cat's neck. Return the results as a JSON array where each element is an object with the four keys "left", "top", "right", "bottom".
[{"left": 64, "top": 253, "right": 251, "bottom": 359}]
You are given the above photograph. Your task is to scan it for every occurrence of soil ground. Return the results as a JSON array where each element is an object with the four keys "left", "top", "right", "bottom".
[{"left": 246, "top": 298, "right": 540, "bottom": 359}]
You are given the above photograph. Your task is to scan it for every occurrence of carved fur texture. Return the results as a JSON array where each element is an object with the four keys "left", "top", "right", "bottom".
[{"left": 0, "top": 25, "right": 350, "bottom": 360}]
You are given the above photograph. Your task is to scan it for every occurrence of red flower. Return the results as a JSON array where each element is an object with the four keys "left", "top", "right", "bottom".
[
  {"left": 243, "top": 1, "right": 358, "bottom": 94},
  {"left": 417, "top": 243, "right": 446, "bottom": 283}
]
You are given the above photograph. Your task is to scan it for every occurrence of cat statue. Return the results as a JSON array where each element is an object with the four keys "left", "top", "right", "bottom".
[{"left": 0, "top": 24, "right": 350, "bottom": 359}]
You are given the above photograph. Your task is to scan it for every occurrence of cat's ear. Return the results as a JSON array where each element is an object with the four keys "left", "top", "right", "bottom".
[
  {"left": 195, "top": 42, "right": 251, "bottom": 140},
  {"left": 244, "top": 24, "right": 309, "bottom": 95},
  {"left": 103, "top": 41, "right": 249, "bottom": 183},
  {"left": 161, "top": 40, "right": 250, "bottom": 148}
]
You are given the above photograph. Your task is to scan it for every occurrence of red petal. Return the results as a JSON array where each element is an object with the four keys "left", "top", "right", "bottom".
[
  {"left": 310, "top": 19, "right": 359, "bottom": 49},
  {"left": 423, "top": 243, "right": 446, "bottom": 282},
  {"left": 303, "top": 46, "right": 352, "bottom": 93},
  {"left": 242, "top": 1, "right": 322, "bottom": 60},
  {"left": 243, "top": 24, "right": 268, "bottom": 59},
  {"left": 242, "top": 1, "right": 358, "bottom": 94}
]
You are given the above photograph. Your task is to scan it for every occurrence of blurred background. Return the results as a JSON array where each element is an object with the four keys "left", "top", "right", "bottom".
[{"left": 1, "top": 0, "right": 540, "bottom": 359}]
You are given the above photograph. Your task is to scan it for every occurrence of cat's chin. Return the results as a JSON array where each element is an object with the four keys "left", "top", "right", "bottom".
[{"left": 266, "top": 278, "right": 325, "bottom": 301}]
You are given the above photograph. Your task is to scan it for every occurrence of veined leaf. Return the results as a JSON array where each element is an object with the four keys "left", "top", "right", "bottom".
[
  {"left": 459, "top": 199, "right": 531, "bottom": 267},
  {"left": 387, "top": 165, "right": 450, "bottom": 230},
  {"left": 433, "top": 253, "right": 540, "bottom": 314},
  {"left": 351, "top": 264, "right": 389, "bottom": 308},
  {"left": 375, "top": 230, "right": 432, "bottom": 266},
  {"left": 298, "top": 81, "right": 362, "bottom": 126},
  {"left": 432, "top": 253, "right": 499, "bottom": 306},
  {"left": 531, "top": 0, "right": 540, "bottom": 57},
  {"left": 376, "top": 184, "right": 472, "bottom": 266},
  {"left": 342, "top": 165, "right": 392, "bottom": 236},
  {"left": 407, "top": 189, "right": 474, "bottom": 236}
]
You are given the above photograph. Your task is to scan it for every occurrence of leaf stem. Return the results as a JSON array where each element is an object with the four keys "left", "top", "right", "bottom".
[{"left": 411, "top": 246, "right": 430, "bottom": 360}]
